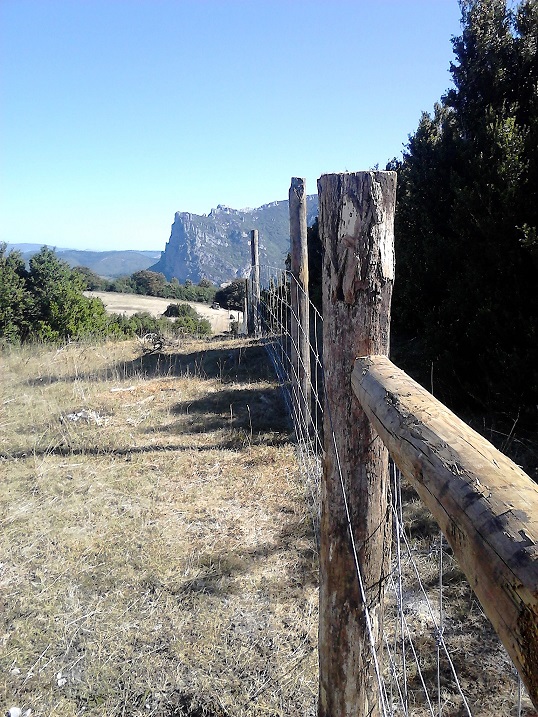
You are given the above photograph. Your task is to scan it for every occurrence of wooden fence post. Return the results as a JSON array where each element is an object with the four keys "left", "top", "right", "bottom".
[
  {"left": 249, "top": 229, "right": 260, "bottom": 337},
  {"left": 243, "top": 279, "right": 248, "bottom": 335},
  {"left": 289, "top": 177, "right": 311, "bottom": 431},
  {"left": 318, "top": 171, "right": 397, "bottom": 717}
]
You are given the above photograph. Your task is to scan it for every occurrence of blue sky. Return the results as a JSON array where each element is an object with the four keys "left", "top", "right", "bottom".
[{"left": 1, "top": 0, "right": 462, "bottom": 252}]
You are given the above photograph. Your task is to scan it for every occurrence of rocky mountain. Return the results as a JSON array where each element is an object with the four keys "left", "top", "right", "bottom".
[{"left": 150, "top": 196, "right": 319, "bottom": 284}]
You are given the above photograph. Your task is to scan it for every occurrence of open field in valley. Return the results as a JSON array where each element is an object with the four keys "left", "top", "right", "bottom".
[{"left": 85, "top": 292, "right": 243, "bottom": 335}]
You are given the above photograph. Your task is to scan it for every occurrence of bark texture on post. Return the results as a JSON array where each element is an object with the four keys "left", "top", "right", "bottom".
[
  {"left": 250, "top": 229, "right": 260, "bottom": 337},
  {"left": 289, "top": 177, "right": 311, "bottom": 430},
  {"left": 318, "top": 171, "right": 396, "bottom": 717},
  {"left": 352, "top": 355, "right": 538, "bottom": 708},
  {"left": 246, "top": 277, "right": 254, "bottom": 337},
  {"left": 242, "top": 281, "right": 248, "bottom": 336}
]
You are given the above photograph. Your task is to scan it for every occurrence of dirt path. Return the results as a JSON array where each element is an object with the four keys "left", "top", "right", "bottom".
[{"left": 86, "top": 290, "right": 243, "bottom": 334}]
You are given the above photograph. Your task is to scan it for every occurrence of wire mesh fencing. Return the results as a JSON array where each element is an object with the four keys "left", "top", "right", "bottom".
[
  {"left": 259, "top": 266, "right": 323, "bottom": 543},
  {"left": 256, "top": 264, "right": 529, "bottom": 717}
]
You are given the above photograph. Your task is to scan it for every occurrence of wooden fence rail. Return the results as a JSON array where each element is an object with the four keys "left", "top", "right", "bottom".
[{"left": 352, "top": 354, "right": 538, "bottom": 708}]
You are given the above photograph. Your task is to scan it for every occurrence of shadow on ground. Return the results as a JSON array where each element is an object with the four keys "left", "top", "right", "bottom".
[
  {"left": 25, "top": 340, "right": 276, "bottom": 386},
  {"left": 115, "top": 341, "right": 277, "bottom": 384},
  {"left": 140, "top": 512, "right": 318, "bottom": 601},
  {"left": 163, "top": 385, "right": 291, "bottom": 436},
  {"left": 10, "top": 339, "right": 293, "bottom": 454}
]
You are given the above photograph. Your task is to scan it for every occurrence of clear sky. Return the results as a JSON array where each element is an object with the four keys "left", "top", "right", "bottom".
[{"left": 1, "top": 0, "right": 462, "bottom": 252}]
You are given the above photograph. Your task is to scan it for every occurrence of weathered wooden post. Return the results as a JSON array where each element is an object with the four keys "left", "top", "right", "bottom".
[
  {"left": 248, "top": 229, "right": 260, "bottom": 337},
  {"left": 289, "top": 177, "right": 311, "bottom": 431},
  {"left": 243, "top": 279, "right": 249, "bottom": 335},
  {"left": 318, "top": 171, "right": 396, "bottom": 717}
]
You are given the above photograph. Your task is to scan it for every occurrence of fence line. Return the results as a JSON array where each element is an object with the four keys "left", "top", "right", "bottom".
[
  {"left": 257, "top": 265, "right": 492, "bottom": 716},
  {"left": 246, "top": 172, "right": 536, "bottom": 716},
  {"left": 259, "top": 266, "right": 323, "bottom": 540}
]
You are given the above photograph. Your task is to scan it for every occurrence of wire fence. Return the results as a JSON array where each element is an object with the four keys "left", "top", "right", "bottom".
[
  {"left": 260, "top": 266, "right": 323, "bottom": 544},
  {"left": 256, "top": 264, "right": 528, "bottom": 717}
]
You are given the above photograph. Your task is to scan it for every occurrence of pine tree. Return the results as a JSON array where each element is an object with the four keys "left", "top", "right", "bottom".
[
  {"left": 27, "top": 247, "right": 108, "bottom": 341},
  {"left": 392, "top": 0, "right": 538, "bottom": 421},
  {"left": 0, "top": 244, "right": 33, "bottom": 343}
]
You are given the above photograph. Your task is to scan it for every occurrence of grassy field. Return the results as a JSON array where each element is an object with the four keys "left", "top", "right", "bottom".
[
  {"left": 0, "top": 337, "right": 317, "bottom": 716},
  {"left": 85, "top": 292, "right": 242, "bottom": 335},
  {"left": 1, "top": 336, "right": 536, "bottom": 716}
]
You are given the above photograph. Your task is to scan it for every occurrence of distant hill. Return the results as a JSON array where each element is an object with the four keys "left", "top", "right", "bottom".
[
  {"left": 5, "top": 194, "right": 319, "bottom": 284},
  {"left": 6, "top": 243, "right": 49, "bottom": 253},
  {"left": 150, "top": 196, "right": 319, "bottom": 284},
  {"left": 5, "top": 245, "right": 161, "bottom": 278}
]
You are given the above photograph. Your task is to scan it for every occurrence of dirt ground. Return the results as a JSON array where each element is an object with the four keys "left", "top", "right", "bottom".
[{"left": 85, "top": 291, "right": 243, "bottom": 334}]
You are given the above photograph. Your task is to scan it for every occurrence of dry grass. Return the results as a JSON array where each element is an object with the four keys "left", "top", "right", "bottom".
[
  {"left": 84, "top": 291, "right": 239, "bottom": 334},
  {"left": 0, "top": 337, "right": 318, "bottom": 716},
  {"left": 2, "top": 336, "right": 536, "bottom": 717}
]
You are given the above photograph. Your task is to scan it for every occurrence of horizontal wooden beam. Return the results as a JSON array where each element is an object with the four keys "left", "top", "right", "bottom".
[{"left": 351, "top": 355, "right": 538, "bottom": 707}]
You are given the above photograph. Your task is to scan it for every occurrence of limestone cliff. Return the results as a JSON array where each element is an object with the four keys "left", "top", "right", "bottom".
[{"left": 150, "top": 197, "right": 318, "bottom": 284}]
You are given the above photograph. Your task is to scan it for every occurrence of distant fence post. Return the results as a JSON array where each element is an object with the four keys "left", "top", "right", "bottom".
[
  {"left": 289, "top": 177, "right": 311, "bottom": 430},
  {"left": 248, "top": 229, "right": 260, "bottom": 337},
  {"left": 318, "top": 171, "right": 397, "bottom": 717},
  {"left": 247, "top": 278, "right": 253, "bottom": 336},
  {"left": 243, "top": 279, "right": 248, "bottom": 335}
]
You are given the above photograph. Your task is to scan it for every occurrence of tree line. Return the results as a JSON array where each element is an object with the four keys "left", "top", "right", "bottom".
[
  {"left": 76, "top": 265, "right": 247, "bottom": 313},
  {"left": 389, "top": 0, "right": 538, "bottom": 427},
  {"left": 74, "top": 265, "right": 218, "bottom": 304},
  {"left": 0, "top": 245, "right": 212, "bottom": 344},
  {"left": 305, "top": 0, "right": 537, "bottom": 429}
]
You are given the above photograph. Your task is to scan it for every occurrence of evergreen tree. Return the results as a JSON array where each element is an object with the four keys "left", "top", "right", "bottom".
[
  {"left": 392, "top": 0, "right": 538, "bottom": 421},
  {"left": 214, "top": 280, "right": 246, "bottom": 311},
  {"left": 72, "top": 265, "right": 110, "bottom": 291},
  {"left": 0, "top": 244, "right": 33, "bottom": 343},
  {"left": 27, "top": 247, "right": 108, "bottom": 341},
  {"left": 130, "top": 270, "right": 167, "bottom": 296}
]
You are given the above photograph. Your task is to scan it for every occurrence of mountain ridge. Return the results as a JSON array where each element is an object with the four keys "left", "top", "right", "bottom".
[
  {"left": 5, "top": 195, "right": 319, "bottom": 283},
  {"left": 150, "top": 195, "right": 318, "bottom": 284},
  {"left": 5, "top": 245, "right": 161, "bottom": 278}
]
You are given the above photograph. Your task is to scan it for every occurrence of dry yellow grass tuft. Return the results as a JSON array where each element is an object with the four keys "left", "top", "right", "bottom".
[{"left": 0, "top": 337, "right": 318, "bottom": 716}]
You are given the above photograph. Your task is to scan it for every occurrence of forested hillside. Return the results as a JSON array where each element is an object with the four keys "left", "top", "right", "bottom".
[{"left": 388, "top": 0, "right": 538, "bottom": 426}]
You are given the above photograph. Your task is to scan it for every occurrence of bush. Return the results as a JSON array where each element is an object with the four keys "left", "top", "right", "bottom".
[
  {"left": 72, "top": 266, "right": 110, "bottom": 291},
  {"left": 214, "top": 280, "right": 245, "bottom": 311},
  {"left": 105, "top": 310, "right": 212, "bottom": 341},
  {"left": 163, "top": 303, "right": 199, "bottom": 319}
]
